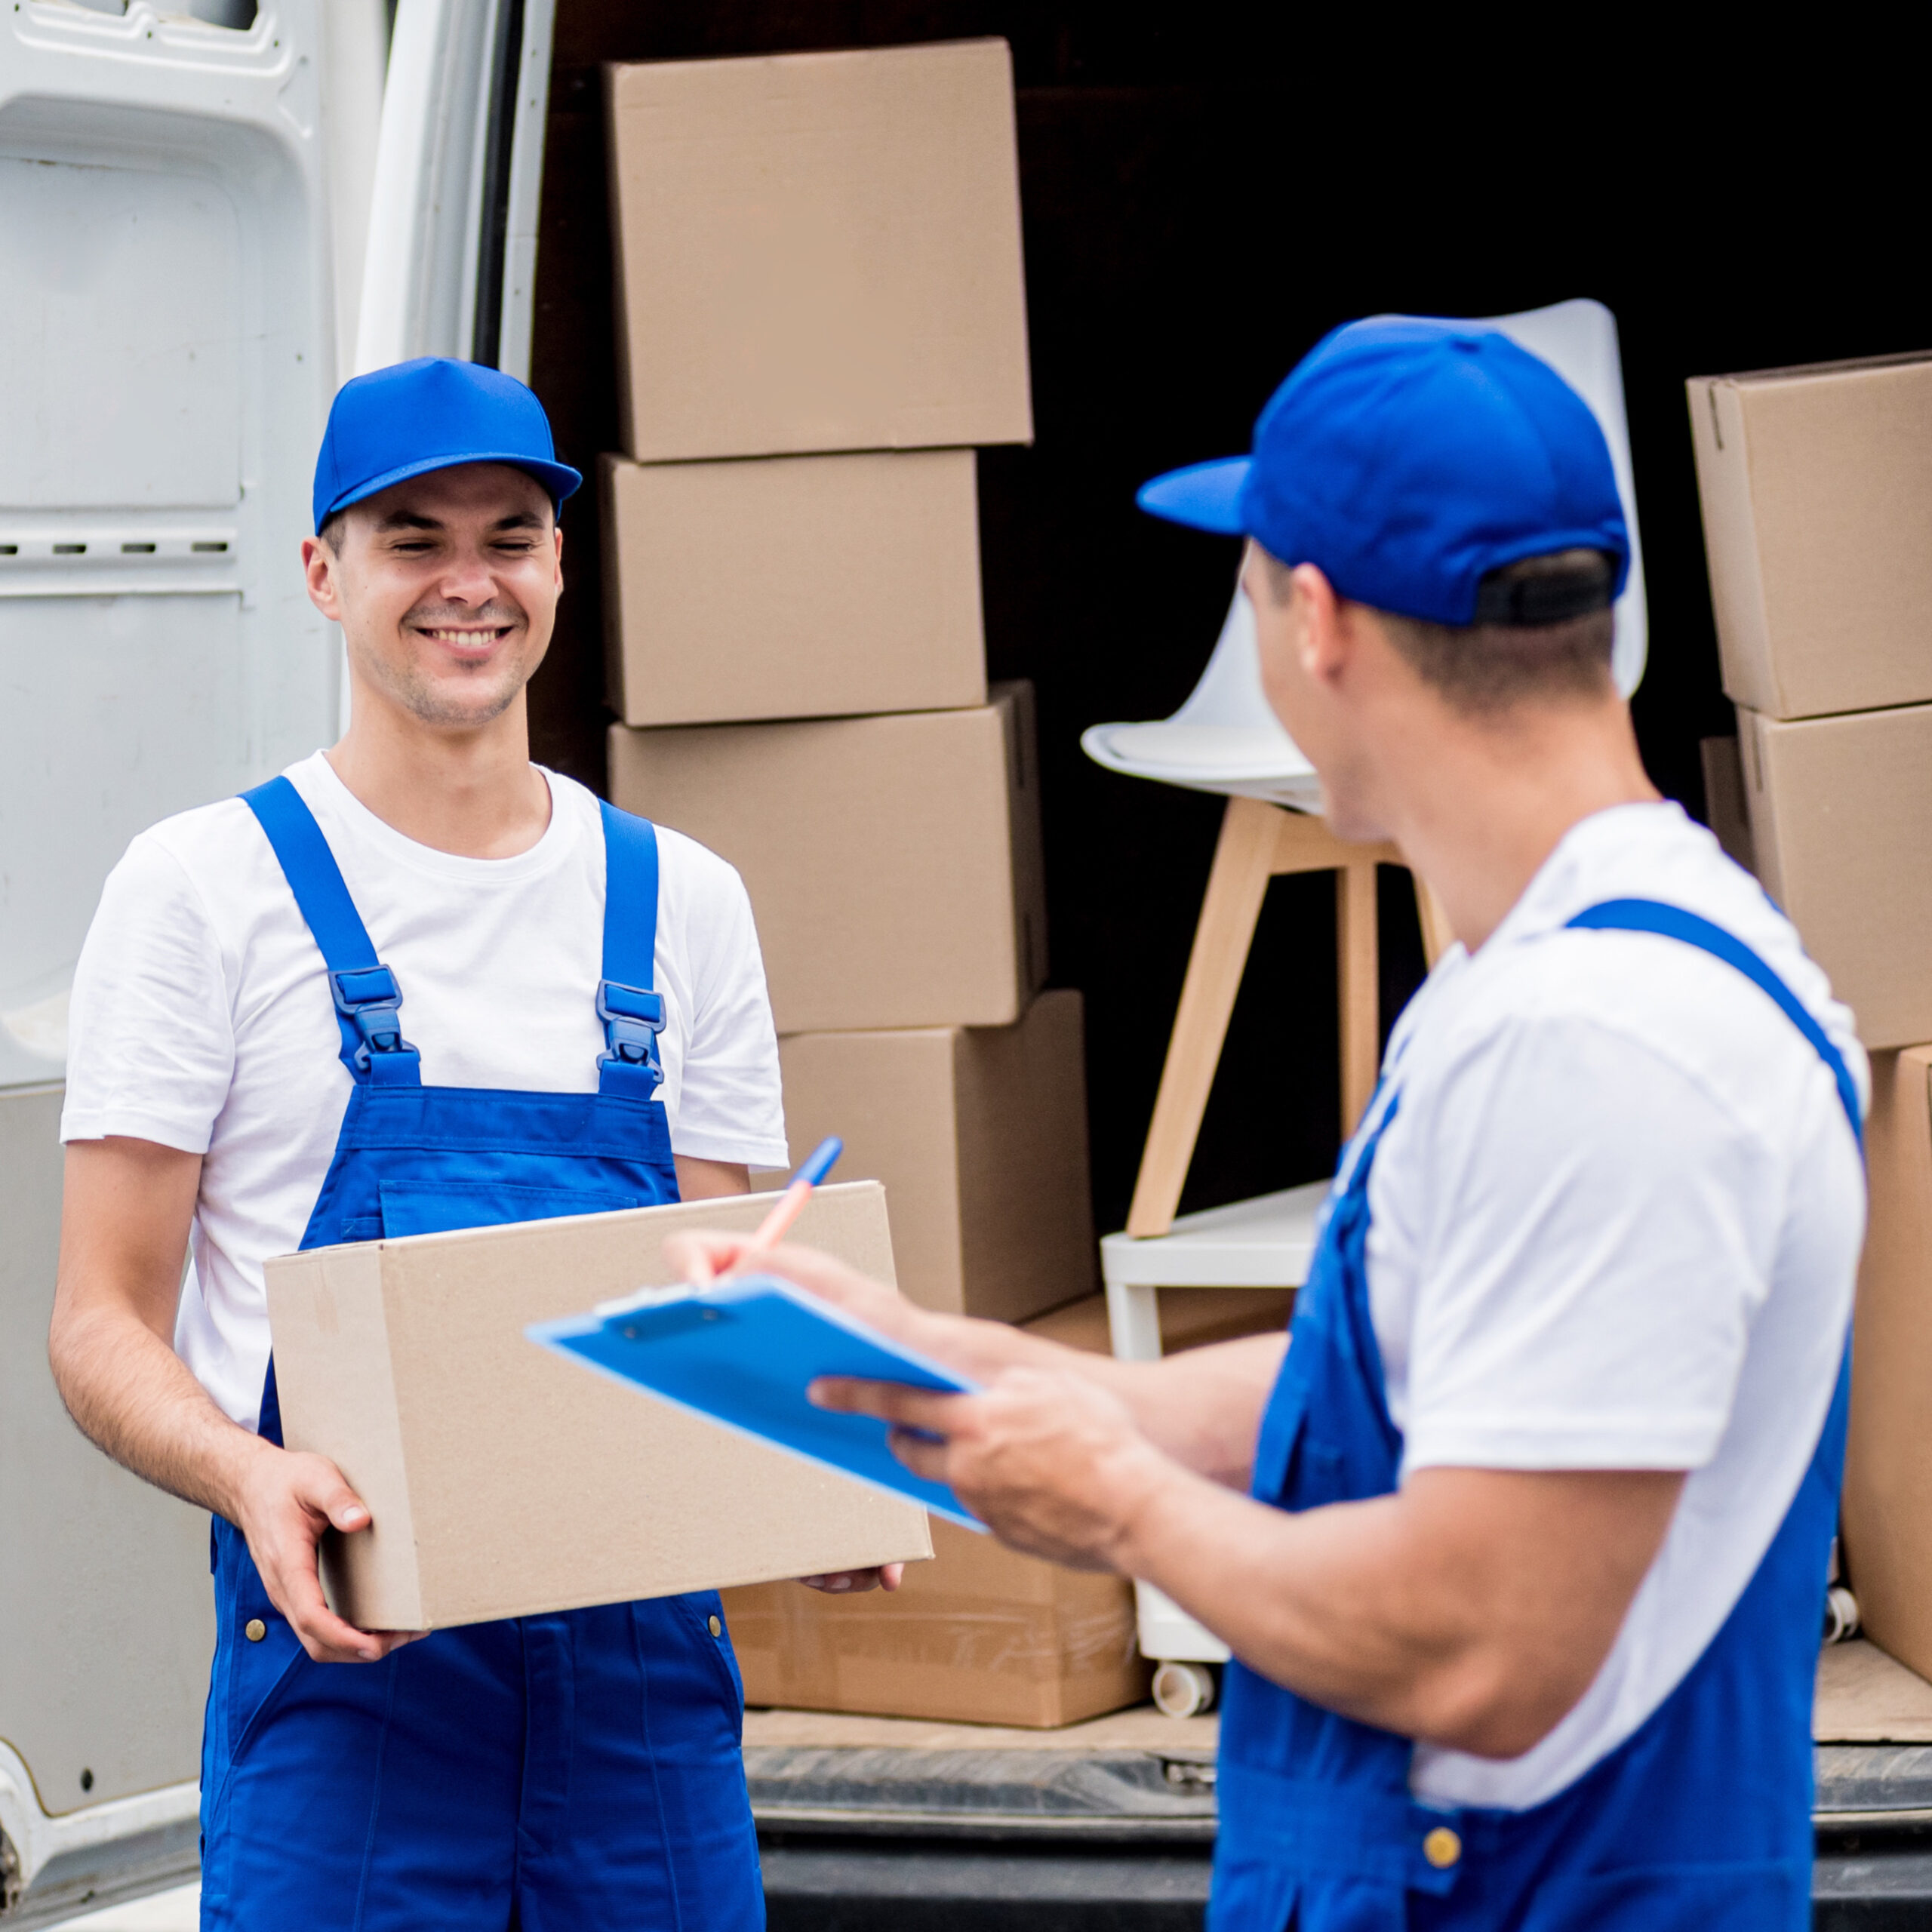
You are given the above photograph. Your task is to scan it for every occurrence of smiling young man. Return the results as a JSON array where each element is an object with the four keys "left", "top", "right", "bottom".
[
  {"left": 46, "top": 358, "right": 848, "bottom": 1928},
  {"left": 675, "top": 318, "right": 1866, "bottom": 1930}
]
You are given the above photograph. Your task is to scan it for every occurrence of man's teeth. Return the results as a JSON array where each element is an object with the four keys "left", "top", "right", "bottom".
[{"left": 423, "top": 628, "right": 506, "bottom": 642}]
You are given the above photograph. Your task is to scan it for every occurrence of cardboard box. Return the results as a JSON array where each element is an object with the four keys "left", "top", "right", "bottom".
[
  {"left": 720, "top": 1517, "right": 1146, "bottom": 1727},
  {"left": 1737, "top": 702, "right": 1932, "bottom": 1048},
  {"left": 265, "top": 1183, "right": 931, "bottom": 1632},
  {"left": 1698, "top": 735, "right": 1757, "bottom": 875},
  {"left": 609, "top": 681, "right": 1047, "bottom": 1033},
  {"left": 1843, "top": 1046, "right": 1932, "bottom": 1678},
  {"left": 605, "top": 40, "right": 1032, "bottom": 463},
  {"left": 721, "top": 1290, "right": 1146, "bottom": 1727},
  {"left": 1688, "top": 354, "right": 1932, "bottom": 718},
  {"left": 1029, "top": 1286, "right": 1298, "bottom": 1358},
  {"left": 599, "top": 448, "right": 986, "bottom": 728},
  {"left": 778, "top": 989, "right": 1095, "bottom": 1322}
]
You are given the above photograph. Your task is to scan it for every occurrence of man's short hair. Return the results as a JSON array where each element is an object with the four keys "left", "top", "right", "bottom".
[
  {"left": 316, "top": 509, "right": 347, "bottom": 552},
  {"left": 1261, "top": 548, "right": 1617, "bottom": 715}
]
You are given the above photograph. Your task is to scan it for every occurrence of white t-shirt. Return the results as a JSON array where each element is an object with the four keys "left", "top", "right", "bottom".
[
  {"left": 1358, "top": 801, "right": 1865, "bottom": 1811},
  {"left": 62, "top": 752, "right": 788, "bottom": 1430}
]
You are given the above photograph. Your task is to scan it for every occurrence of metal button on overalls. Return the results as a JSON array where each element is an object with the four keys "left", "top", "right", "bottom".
[
  {"left": 243, "top": 1619, "right": 266, "bottom": 1643},
  {"left": 1423, "top": 1826, "right": 1461, "bottom": 1869}
]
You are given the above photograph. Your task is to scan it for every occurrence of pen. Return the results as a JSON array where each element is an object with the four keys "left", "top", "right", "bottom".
[{"left": 740, "top": 1135, "right": 843, "bottom": 1263}]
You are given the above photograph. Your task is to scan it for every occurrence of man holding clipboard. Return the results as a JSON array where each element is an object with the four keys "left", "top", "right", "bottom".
[{"left": 670, "top": 318, "right": 1865, "bottom": 1930}]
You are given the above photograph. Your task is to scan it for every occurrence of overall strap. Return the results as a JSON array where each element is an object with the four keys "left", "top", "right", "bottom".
[
  {"left": 1567, "top": 898, "right": 1862, "bottom": 1144},
  {"left": 596, "top": 799, "right": 665, "bottom": 1100},
  {"left": 241, "top": 776, "right": 421, "bottom": 1086}
]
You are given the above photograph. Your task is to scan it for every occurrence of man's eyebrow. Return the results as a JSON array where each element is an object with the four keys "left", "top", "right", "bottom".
[
  {"left": 491, "top": 509, "right": 549, "bottom": 531},
  {"left": 373, "top": 509, "right": 442, "bottom": 532}
]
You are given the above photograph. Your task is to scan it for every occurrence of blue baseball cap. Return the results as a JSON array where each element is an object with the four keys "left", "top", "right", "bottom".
[
  {"left": 1137, "top": 317, "right": 1629, "bottom": 627},
  {"left": 312, "top": 357, "right": 583, "bottom": 534}
]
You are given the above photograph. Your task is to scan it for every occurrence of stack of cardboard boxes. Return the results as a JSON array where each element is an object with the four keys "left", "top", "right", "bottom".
[
  {"left": 598, "top": 40, "right": 1132, "bottom": 1721},
  {"left": 1689, "top": 350, "right": 1932, "bottom": 1680}
]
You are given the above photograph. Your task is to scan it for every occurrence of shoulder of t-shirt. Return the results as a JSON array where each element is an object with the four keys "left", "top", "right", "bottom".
[{"left": 1415, "top": 809, "right": 1864, "bottom": 1117}]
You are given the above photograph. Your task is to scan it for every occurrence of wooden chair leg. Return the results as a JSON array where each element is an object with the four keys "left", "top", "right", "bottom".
[
  {"left": 1337, "top": 858, "right": 1380, "bottom": 1137},
  {"left": 1126, "top": 798, "right": 1279, "bottom": 1238},
  {"left": 1413, "top": 875, "right": 1457, "bottom": 968}
]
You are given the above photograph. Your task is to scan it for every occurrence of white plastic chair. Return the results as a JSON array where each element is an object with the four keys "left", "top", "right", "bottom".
[{"left": 1087, "top": 300, "right": 1651, "bottom": 1711}]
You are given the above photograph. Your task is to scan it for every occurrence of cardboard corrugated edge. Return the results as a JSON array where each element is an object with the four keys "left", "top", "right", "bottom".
[
  {"left": 1697, "top": 735, "right": 1756, "bottom": 876},
  {"left": 995, "top": 678, "right": 1049, "bottom": 998},
  {"left": 597, "top": 451, "right": 631, "bottom": 717},
  {"left": 1687, "top": 377, "right": 1780, "bottom": 717},
  {"left": 1734, "top": 706, "right": 1786, "bottom": 908},
  {"left": 265, "top": 1242, "right": 424, "bottom": 1631},
  {"left": 600, "top": 64, "right": 639, "bottom": 472},
  {"left": 1843, "top": 1048, "right": 1932, "bottom": 1680},
  {"left": 954, "top": 990, "right": 1097, "bottom": 1324}
]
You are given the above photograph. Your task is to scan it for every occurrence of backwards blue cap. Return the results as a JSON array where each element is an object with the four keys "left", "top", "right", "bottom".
[
  {"left": 312, "top": 357, "right": 582, "bottom": 534},
  {"left": 1138, "top": 317, "right": 1629, "bottom": 627}
]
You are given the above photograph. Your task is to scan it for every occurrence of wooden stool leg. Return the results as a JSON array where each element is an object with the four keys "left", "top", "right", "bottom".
[
  {"left": 1126, "top": 798, "right": 1279, "bottom": 1238},
  {"left": 1413, "top": 874, "right": 1457, "bottom": 968},
  {"left": 1337, "top": 858, "right": 1380, "bottom": 1138}
]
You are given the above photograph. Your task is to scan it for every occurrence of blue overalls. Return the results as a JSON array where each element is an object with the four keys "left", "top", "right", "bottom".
[
  {"left": 1212, "top": 900, "right": 1863, "bottom": 1932},
  {"left": 198, "top": 776, "right": 763, "bottom": 1931}
]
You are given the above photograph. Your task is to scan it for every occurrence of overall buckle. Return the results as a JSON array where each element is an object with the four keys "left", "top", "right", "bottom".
[
  {"left": 598, "top": 979, "right": 665, "bottom": 1091},
  {"left": 330, "top": 965, "right": 417, "bottom": 1075}
]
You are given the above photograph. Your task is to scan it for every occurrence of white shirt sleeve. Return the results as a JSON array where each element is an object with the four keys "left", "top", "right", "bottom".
[
  {"left": 660, "top": 841, "right": 789, "bottom": 1171},
  {"left": 1391, "top": 1015, "right": 1780, "bottom": 1475},
  {"left": 61, "top": 834, "right": 235, "bottom": 1154}
]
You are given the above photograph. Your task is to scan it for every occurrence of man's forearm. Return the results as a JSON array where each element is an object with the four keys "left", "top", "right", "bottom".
[
  {"left": 1112, "top": 1459, "right": 1682, "bottom": 1758},
  {"left": 50, "top": 1300, "right": 269, "bottom": 1522}
]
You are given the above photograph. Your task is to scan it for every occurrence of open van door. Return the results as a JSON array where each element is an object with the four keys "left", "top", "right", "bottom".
[{"left": 0, "top": 3, "right": 383, "bottom": 1918}]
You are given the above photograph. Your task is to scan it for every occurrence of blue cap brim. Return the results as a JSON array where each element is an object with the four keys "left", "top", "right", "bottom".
[
  {"left": 1136, "top": 457, "right": 1251, "bottom": 534},
  {"left": 319, "top": 450, "right": 583, "bottom": 530}
]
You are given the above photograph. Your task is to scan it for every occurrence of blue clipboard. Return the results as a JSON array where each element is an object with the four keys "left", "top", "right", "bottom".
[{"left": 527, "top": 1275, "right": 985, "bottom": 1531}]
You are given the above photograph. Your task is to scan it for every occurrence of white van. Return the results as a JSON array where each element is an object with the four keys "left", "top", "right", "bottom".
[{"left": 0, "top": 3, "right": 552, "bottom": 1915}]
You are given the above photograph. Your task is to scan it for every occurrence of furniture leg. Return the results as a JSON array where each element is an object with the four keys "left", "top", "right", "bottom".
[
  {"left": 1104, "top": 1278, "right": 1164, "bottom": 1364},
  {"left": 1126, "top": 798, "right": 1279, "bottom": 1237},
  {"left": 1337, "top": 858, "right": 1380, "bottom": 1137}
]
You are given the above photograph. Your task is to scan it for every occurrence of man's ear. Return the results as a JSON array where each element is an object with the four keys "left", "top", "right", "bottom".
[
  {"left": 1290, "top": 563, "right": 1349, "bottom": 686},
  {"left": 302, "top": 535, "right": 342, "bottom": 623}
]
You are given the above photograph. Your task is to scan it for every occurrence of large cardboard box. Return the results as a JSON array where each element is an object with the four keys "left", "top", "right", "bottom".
[
  {"left": 1843, "top": 1047, "right": 1932, "bottom": 1678},
  {"left": 265, "top": 1183, "right": 931, "bottom": 1632},
  {"left": 1737, "top": 702, "right": 1932, "bottom": 1048},
  {"left": 721, "top": 1517, "right": 1146, "bottom": 1728},
  {"left": 610, "top": 682, "right": 1047, "bottom": 1033},
  {"left": 605, "top": 40, "right": 1032, "bottom": 463},
  {"left": 778, "top": 989, "right": 1095, "bottom": 1323},
  {"left": 599, "top": 448, "right": 986, "bottom": 728},
  {"left": 721, "top": 1294, "right": 1148, "bottom": 1727},
  {"left": 1688, "top": 354, "right": 1932, "bottom": 718}
]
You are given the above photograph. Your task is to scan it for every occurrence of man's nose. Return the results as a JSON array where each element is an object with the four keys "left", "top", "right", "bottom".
[{"left": 436, "top": 549, "right": 500, "bottom": 602}]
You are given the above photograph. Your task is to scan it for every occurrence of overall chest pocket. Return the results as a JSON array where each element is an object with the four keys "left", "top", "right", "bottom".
[{"left": 373, "top": 1180, "right": 645, "bottom": 1239}]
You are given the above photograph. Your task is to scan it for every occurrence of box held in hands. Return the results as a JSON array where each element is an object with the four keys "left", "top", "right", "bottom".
[{"left": 266, "top": 1183, "right": 931, "bottom": 1632}]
